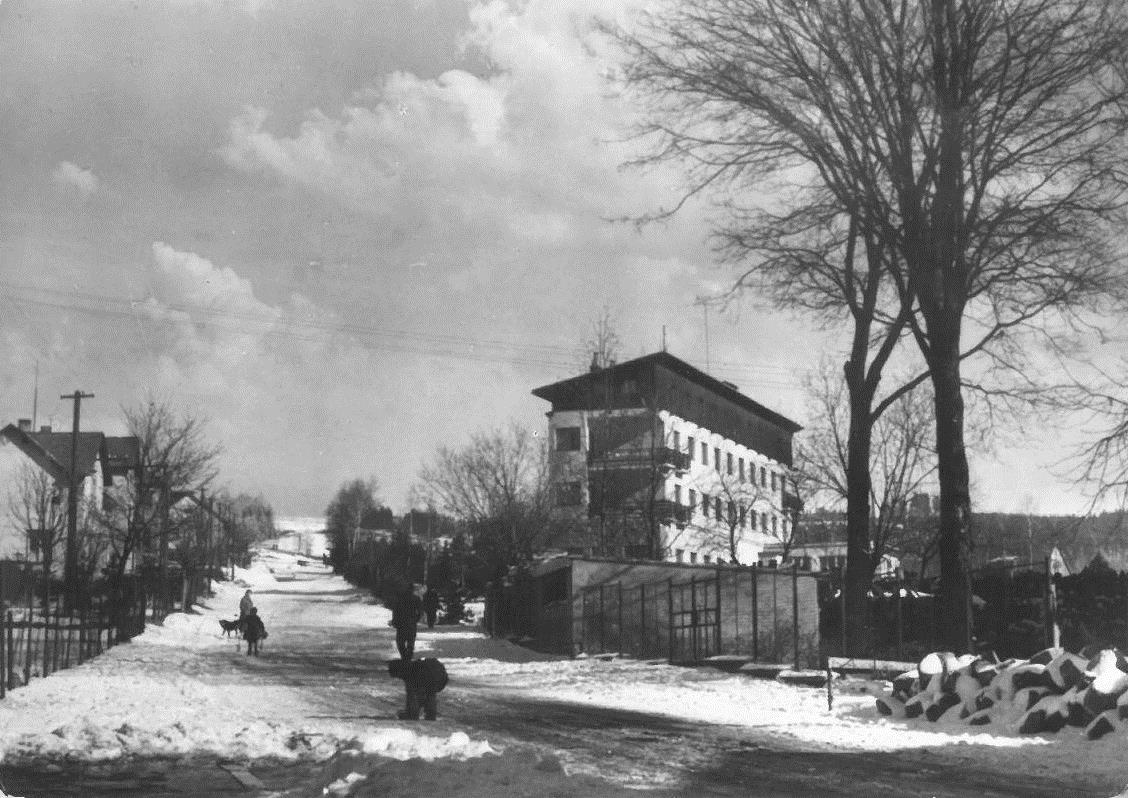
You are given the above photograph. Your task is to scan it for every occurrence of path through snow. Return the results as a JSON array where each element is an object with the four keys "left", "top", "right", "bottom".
[{"left": 0, "top": 548, "right": 1125, "bottom": 796}]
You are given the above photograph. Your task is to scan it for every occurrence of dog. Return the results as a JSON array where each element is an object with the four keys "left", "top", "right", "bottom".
[
  {"left": 219, "top": 618, "right": 242, "bottom": 637},
  {"left": 388, "top": 657, "right": 448, "bottom": 721}
]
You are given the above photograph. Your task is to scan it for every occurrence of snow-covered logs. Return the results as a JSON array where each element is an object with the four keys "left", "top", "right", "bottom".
[{"left": 875, "top": 647, "right": 1128, "bottom": 740}]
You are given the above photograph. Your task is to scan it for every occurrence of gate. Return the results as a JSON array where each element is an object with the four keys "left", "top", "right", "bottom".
[{"left": 668, "top": 576, "right": 719, "bottom": 663}]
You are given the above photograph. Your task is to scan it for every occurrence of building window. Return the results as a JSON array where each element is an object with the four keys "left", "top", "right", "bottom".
[
  {"left": 703, "top": 554, "right": 712, "bottom": 564},
  {"left": 726, "top": 452, "right": 734, "bottom": 475},
  {"left": 555, "top": 427, "right": 581, "bottom": 452},
  {"left": 674, "top": 484, "right": 683, "bottom": 504},
  {"left": 688, "top": 436, "right": 695, "bottom": 461},
  {"left": 760, "top": 466, "right": 767, "bottom": 488},
  {"left": 714, "top": 447, "right": 721, "bottom": 471},
  {"left": 715, "top": 496, "right": 723, "bottom": 520},
  {"left": 739, "top": 507, "right": 747, "bottom": 529},
  {"left": 771, "top": 471, "right": 778, "bottom": 491},
  {"left": 739, "top": 458, "right": 745, "bottom": 481},
  {"left": 556, "top": 481, "right": 582, "bottom": 506},
  {"left": 689, "top": 489, "right": 697, "bottom": 511},
  {"left": 760, "top": 512, "right": 767, "bottom": 532},
  {"left": 771, "top": 515, "right": 778, "bottom": 534},
  {"left": 676, "top": 549, "right": 685, "bottom": 563},
  {"left": 672, "top": 430, "right": 680, "bottom": 451},
  {"left": 728, "top": 501, "right": 735, "bottom": 522},
  {"left": 690, "top": 552, "right": 698, "bottom": 564},
  {"left": 701, "top": 441, "right": 708, "bottom": 465}
]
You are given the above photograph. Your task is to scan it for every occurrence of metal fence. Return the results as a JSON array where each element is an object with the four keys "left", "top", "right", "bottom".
[
  {"left": 494, "top": 564, "right": 820, "bottom": 668},
  {"left": 820, "top": 558, "right": 1059, "bottom": 662}
]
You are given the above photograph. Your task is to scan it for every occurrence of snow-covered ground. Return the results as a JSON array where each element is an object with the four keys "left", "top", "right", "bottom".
[{"left": 0, "top": 548, "right": 1126, "bottom": 797}]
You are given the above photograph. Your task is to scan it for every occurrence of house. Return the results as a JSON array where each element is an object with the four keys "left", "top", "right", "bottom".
[
  {"left": 531, "top": 351, "right": 802, "bottom": 565},
  {"left": 0, "top": 419, "right": 139, "bottom": 564}
]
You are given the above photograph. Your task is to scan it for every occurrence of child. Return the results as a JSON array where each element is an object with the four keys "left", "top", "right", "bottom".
[
  {"left": 387, "top": 657, "right": 448, "bottom": 720},
  {"left": 242, "top": 606, "right": 267, "bottom": 656}
]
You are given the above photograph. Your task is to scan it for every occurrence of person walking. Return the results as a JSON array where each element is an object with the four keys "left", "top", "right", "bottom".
[
  {"left": 422, "top": 586, "right": 441, "bottom": 629},
  {"left": 390, "top": 583, "right": 423, "bottom": 660},
  {"left": 238, "top": 589, "right": 255, "bottom": 637},
  {"left": 242, "top": 607, "right": 267, "bottom": 656}
]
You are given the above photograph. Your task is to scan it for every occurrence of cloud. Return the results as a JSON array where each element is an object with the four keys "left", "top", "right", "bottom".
[{"left": 52, "top": 161, "right": 98, "bottom": 197}]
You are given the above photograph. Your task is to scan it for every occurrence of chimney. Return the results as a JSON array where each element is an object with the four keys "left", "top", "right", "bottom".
[
  {"left": 590, "top": 352, "right": 601, "bottom": 373},
  {"left": 39, "top": 425, "right": 51, "bottom": 433},
  {"left": 17, "top": 418, "right": 31, "bottom": 432}
]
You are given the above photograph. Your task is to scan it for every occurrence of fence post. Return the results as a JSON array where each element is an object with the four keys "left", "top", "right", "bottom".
[
  {"left": 690, "top": 575, "right": 698, "bottom": 663},
  {"left": 5, "top": 611, "right": 13, "bottom": 690},
  {"left": 715, "top": 569, "right": 723, "bottom": 657},
  {"left": 580, "top": 588, "right": 588, "bottom": 654},
  {"left": 617, "top": 582, "right": 624, "bottom": 656},
  {"left": 599, "top": 584, "right": 606, "bottom": 654},
  {"left": 24, "top": 589, "right": 33, "bottom": 685},
  {"left": 667, "top": 577, "right": 675, "bottom": 664},
  {"left": 896, "top": 567, "right": 904, "bottom": 663},
  {"left": 639, "top": 583, "right": 646, "bottom": 658},
  {"left": 751, "top": 566, "right": 759, "bottom": 661},
  {"left": 1044, "top": 556, "right": 1058, "bottom": 649},
  {"left": 840, "top": 573, "right": 847, "bottom": 660},
  {"left": 792, "top": 563, "right": 800, "bottom": 669}
]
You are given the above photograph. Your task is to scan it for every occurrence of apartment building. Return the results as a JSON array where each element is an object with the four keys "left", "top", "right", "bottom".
[{"left": 531, "top": 351, "right": 802, "bottom": 564}]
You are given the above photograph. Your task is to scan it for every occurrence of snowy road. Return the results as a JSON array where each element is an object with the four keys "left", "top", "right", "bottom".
[{"left": 0, "top": 549, "right": 1126, "bottom": 797}]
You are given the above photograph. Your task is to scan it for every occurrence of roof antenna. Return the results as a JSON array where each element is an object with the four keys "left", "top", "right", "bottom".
[
  {"left": 32, "top": 359, "right": 39, "bottom": 430},
  {"left": 661, "top": 325, "right": 667, "bottom": 353}
]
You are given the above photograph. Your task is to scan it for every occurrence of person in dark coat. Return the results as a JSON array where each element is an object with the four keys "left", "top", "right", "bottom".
[
  {"left": 388, "top": 657, "right": 448, "bottom": 720},
  {"left": 238, "top": 589, "right": 255, "bottom": 636},
  {"left": 390, "top": 584, "right": 423, "bottom": 660},
  {"left": 422, "top": 587, "right": 441, "bottom": 629},
  {"left": 242, "top": 607, "right": 267, "bottom": 656}
]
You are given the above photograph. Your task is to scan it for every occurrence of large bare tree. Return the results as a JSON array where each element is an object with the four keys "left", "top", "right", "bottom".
[
  {"left": 614, "top": 0, "right": 1128, "bottom": 650},
  {"left": 98, "top": 398, "right": 220, "bottom": 623}
]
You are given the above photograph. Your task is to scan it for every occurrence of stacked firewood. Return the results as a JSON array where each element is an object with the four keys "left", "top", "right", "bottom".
[{"left": 875, "top": 647, "right": 1128, "bottom": 740}]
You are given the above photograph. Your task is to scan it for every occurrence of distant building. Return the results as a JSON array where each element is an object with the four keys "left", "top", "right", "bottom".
[
  {"left": 532, "top": 351, "right": 802, "bottom": 565},
  {"left": 0, "top": 419, "right": 139, "bottom": 563}
]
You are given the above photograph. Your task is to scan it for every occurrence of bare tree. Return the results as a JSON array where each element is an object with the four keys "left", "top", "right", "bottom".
[
  {"left": 98, "top": 398, "right": 220, "bottom": 622},
  {"left": 798, "top": 362, "right": 937, "bottom": 577},
  {"left": 415, "top": 423, "right": 551, "bottom": 566},
  {"left": 8, "top": 462, "right": 65, "bottom": 611},
  {"left": 614, "top": 0, "right": 1128, "bottom": 650},
  {"left": 577, "top": 304, "right": 624, "bottom": 372}
]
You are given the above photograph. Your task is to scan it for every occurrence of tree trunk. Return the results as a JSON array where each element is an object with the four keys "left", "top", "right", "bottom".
[
  {"left": 930, "top": 332, "right": 973, "bottom": 653},
  {"left": 843, "top": 379, "right": 875, "bottom": 658}
]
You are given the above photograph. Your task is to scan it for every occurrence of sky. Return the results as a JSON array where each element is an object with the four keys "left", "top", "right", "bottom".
[
  {"left": 0, "top": 545, "right": 1126, "bottom": 797},
  {"left": 0, "top": 0, "right": 1121, "bottom": 519}
]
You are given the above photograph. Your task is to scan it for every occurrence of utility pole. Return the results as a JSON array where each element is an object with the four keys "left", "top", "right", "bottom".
[{"left": 61, "top": 390, "right": 94, "bottom": 607}]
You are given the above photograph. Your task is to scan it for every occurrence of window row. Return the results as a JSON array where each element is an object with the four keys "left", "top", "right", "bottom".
[
  {"left": 673, "top": 431, "right": 780, "bottom": 490},
  {"left": 674, "top": 549, "right": 731, "bottom": 566}
]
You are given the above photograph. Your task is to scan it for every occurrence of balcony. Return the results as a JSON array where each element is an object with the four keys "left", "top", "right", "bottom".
[
  {"left": 588, "top": 446, "right": 689, "bottom": 474},
  {"left": 654, "top": 499, "right": 691, "bottom": 527}
]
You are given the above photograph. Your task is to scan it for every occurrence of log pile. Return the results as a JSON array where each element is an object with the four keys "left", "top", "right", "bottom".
[{"left": 874, "top": 647, "right": 1128, "bottom": 740}]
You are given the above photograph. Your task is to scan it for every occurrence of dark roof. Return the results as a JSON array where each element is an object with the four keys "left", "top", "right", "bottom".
[
  {"left": 0, "top": 424, "right": 104, "bottom": 482},
  {"left": 532, "top": 351, "right": 802, "bottom": 433}
]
